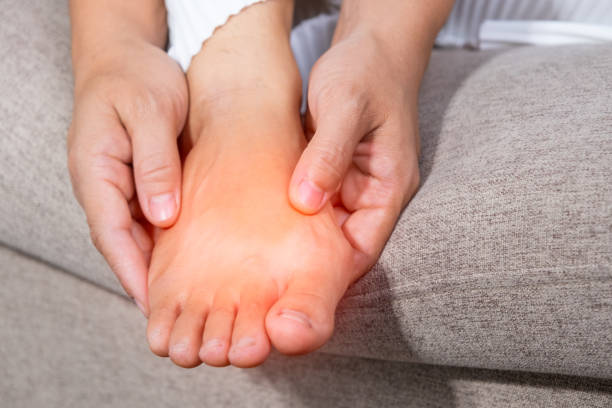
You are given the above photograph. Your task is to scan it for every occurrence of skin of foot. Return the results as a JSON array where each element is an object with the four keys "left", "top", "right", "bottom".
[{"left": 145, "top": 0, "right": 361, "bottom": 368}]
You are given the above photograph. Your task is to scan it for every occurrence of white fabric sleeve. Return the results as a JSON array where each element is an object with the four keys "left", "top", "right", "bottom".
[
  {"left": 165, "top": 0, "right": 266, "bottom": 71},
  {"left": 479, "top": 20, "right": 612, "bottom": 49},
  {"left": 436, "top": 0, "right": 612, "bottom": 49}
]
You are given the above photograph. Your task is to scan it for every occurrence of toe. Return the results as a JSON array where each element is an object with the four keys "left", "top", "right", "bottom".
[
  {"left": 200, "top": 294, "right": 236, "bottom": 367},
  {"left": 168, "top": 303, "right": 207, "bottom": 368},
  {"left": 147, "top": 302, "right": 180, "bottom": 357},
  {"left": 228, "top": 281, "right": 277, "bottom": 368},
  {"left": 266, "top": 272, "right": 344, "bottom": 355}
]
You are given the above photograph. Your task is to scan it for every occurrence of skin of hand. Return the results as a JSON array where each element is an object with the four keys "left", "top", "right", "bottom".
[
  {"left": 289, "top": 0, "right": 454, "bottom": 273},
  {"left": 67, "top": 0, "right": 187, "bottom": 316}
]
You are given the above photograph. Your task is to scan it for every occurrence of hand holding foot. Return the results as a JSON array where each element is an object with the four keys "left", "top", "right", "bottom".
[
  {"left": 68, "top": 0, "right": 188, "bottom": 315},
  {"left": 289, "top": 0, "right": 454, "bottom": 273}
]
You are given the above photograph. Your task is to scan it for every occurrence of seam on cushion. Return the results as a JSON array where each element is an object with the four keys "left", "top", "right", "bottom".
[
  {"left": 342, "top": 263, "right": 612, "bottom": 307},
  {"left": 0, "top": 243, "right": 132, "bottom": 302}
]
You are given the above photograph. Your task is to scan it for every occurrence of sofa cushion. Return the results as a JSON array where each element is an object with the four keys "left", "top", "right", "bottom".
[
  {"left": 0, "top": 0, "right": 610, "bottom": 378},
  {"left": 324, "top": 45, "right": 612, "bottom": 378},
  {"left": 0, "top": 0, "right": 117, "bottom": 292},
  {"left": 2, "top": 245, "right": 611, "bottom": 408}
]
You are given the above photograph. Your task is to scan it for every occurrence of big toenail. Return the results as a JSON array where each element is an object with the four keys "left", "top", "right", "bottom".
[
  {"left": 234, "top": 337, "right": 256, "bottom": 349},
  {"left": 279, "top": 309, "right": 312, "bottom": 328}
]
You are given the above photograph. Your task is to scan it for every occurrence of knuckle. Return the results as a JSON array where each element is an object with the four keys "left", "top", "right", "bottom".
[
  {"left": 127, "top": 89, "right": 161, "bottom": 118},
  {"left": 383, "top": 162, "right": 420, "bottom": 210},
  {"left": 88, "top": 226, "right": 106, "bottom": 252},
  {"left": 125, "top": 86, "right": 183, "bottom": 125},
  {"left": 66, "top": 131, "right": 88, "bottom": 177},
  {"left": 401, "top": 165, "right": 421, "bottom": 205},
  {"left": 371, "top": 148, "right": 420, "bottom": 210},
  {"left": 135, "top": 152, "right": 176, "bottom": 185},
  {"left": 88, "top": 226, "right": 131, "bottom": 277},
  {"left": 310, "top": 143, "right": 345, "bottom": 183},
  {"left": 66, "top": 145, "right": 80, "bottom": 178},
  {"left": 312, "top": 80, "right": 366, "bottom": 115},
  {"left": 66, "top": 146, "right": 89, "bottom": 200}
]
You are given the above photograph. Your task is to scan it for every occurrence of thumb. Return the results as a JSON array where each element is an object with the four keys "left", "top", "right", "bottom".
[
  {"left": 128, "top": 113, "right": 183, "bottom": 228},
  {"left": 290, "top": 108, "right": 365, "bottom": 214}
]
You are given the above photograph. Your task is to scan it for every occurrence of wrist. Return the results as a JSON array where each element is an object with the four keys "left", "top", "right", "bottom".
[
  {"left": 333, "top": 0, "right": 453, "bottom": 83},
  {"left": 70, "top": 0, "right": 168, "bottom": 89}
]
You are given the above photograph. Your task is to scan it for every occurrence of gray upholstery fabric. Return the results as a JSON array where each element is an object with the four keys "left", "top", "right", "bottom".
[
  {"left": 0, "top": 0, "right": 610, "bottom": 382},
  {"left": 2, "top": 245, "right": 611, "bottom": 408},
  {"left": 323, "top": 45, "right": 612, "bottom": 378},
  {"left": 0, "top": 0, "right": 117, "bottom": 292}
]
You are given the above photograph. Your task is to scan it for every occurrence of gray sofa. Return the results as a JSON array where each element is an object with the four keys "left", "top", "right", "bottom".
[{"left": 1, "top": 1, "right": 611, "bottom": 407}]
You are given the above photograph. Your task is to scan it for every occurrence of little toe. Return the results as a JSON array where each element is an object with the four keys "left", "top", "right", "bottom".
[
  {"left": 168, "top": 304, "right": 207, "bottom": 368},
  {"left": 200, "top": 296, "right": 236, "bottom": 367},
  {"left": 228, "top": 282, "right": 277, "bottom": 368},
  {"left": 266, "top": 273, "right": 343, "bottom": 355},
  {"left": 147, "top": 302, "right": 180, "bottom": 357}
]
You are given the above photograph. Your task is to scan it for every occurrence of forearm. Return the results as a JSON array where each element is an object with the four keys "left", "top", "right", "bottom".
[
  {"left": 334, "top": 0, "right": 454, "bottom": 92},
  {"left": 70, "top": 0, "right": 167, "bottom": 85}
]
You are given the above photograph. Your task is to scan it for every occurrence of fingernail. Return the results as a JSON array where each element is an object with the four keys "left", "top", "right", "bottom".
[
  {"left": 134, "top": 298, "right": 147, "bottom": 316},
  {"left": 297, "top": 179, "right": 325, "bottom": 211},
  {"left": 279, "top": 309, "right": 312, "bottom": 328},
  {"left": 149, "top": 193, "right": 176, "bottom": 222}
]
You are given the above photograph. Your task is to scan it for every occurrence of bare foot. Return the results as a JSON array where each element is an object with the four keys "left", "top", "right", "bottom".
[{"left": 145, "top": 0, "right": 361, "bottom": 368}]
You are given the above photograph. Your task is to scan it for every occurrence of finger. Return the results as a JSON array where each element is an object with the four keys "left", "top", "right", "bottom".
[
  {"left": 342, "top": 206, "right": 400, "bottom": 274},
  {"left": 289, "top": 103, "right": 372, "bottom": 215},
  {"left": 339, "top": 155, "right": 419, "bottom": 273},
  {"left": 132, "top": 220, "right": 154, "bottom": 266},
  {"left": 128, "top": 196, "right": 145, "bottom": 221},
  {"left": 332, "top": 205, "right": 350, "bottom": 227},
  {"left": 126, "top": 109, "right": 183, "bottom": 228},
  {"left": 79, "top": 156, "right": 152, "bottom": 317},
  {"left": 69, "top": 105, "right": 151, "bottom": 316}
]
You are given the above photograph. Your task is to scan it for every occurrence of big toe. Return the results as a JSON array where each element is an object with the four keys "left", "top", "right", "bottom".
[{"left": 265, "top": 275, "right": 342, "bottom": 355}]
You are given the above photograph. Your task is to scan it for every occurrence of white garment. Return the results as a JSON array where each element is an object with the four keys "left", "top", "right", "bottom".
[
  {"left": 437, "top": 0, "right": 612, "bottom": 48},
  {"left": 165, "top": 0, "right": 265, "bottom": 71},
  {"left": 165, "top": 0, "right": 612, "bottom": 72}
]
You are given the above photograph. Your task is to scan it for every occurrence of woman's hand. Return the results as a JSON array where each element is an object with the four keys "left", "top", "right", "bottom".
[
  {"left": 289, "top": 0, "right": 453, "bottom": 273},
  {"left": 289, "top": 31, "right": 420, "bottom": 272},
  {"left": 67, "top": 39, "right": 188, "bottom": 315}
]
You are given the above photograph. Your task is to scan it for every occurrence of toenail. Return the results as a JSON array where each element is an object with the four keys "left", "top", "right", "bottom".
[
  {"left": 150, "top": 327, "right": 162, "bottom": 340},
  {"left": 233, "top": 337, "right": 256, "bottom": 350},
  {"left": 202, "top": 338, "right": 224, "bottom": 353},
  {"left": 170, "top": 341, "right": 188, "bottom": 354},
  {"left": 279, "top": 309, "right": 312, "bottom": 328}
]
